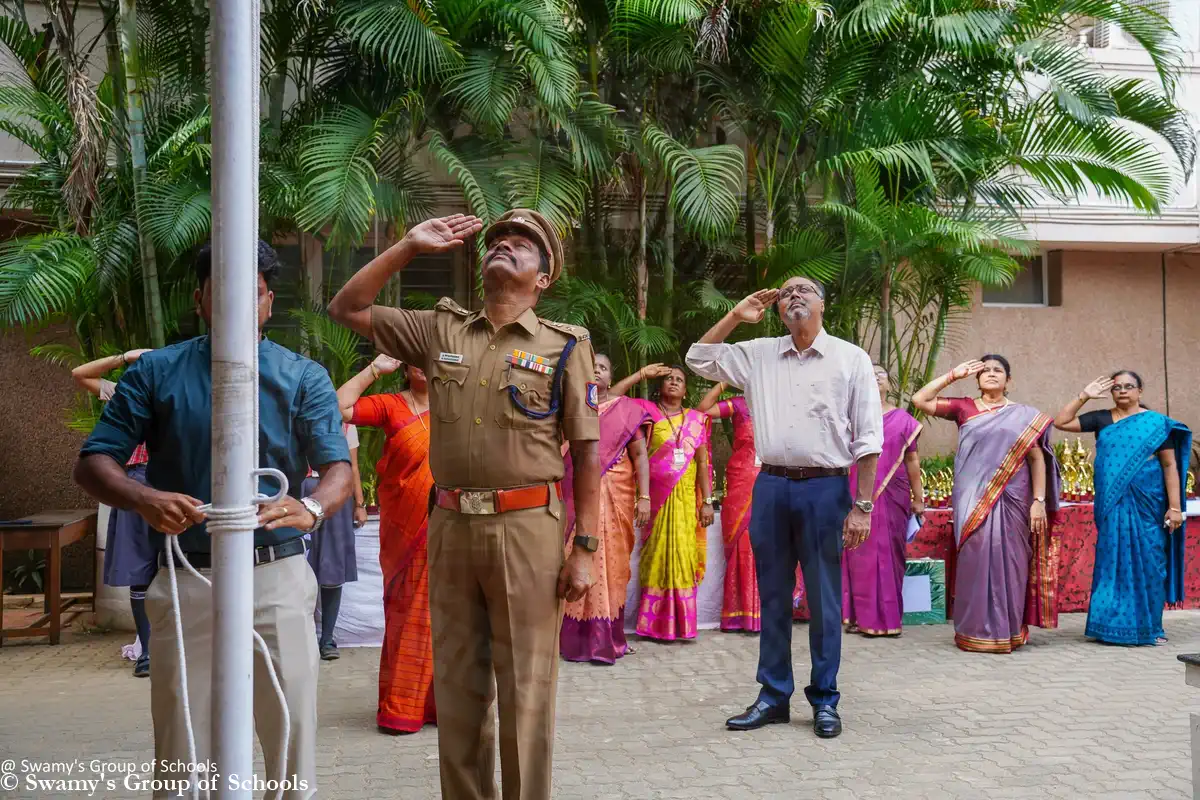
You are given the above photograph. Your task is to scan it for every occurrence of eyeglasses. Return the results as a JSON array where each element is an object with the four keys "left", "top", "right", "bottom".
[
  {"left": 1111, "top": 383, "right": 1138, "bottom": 392},
  {"left": 778, "top": 285, "right": 821, "bottom": 300}
]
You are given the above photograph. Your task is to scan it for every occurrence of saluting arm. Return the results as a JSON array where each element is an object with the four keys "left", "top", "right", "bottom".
[
  {"left": 697, "top": 382, "right": 726, "bottom": 417},
  {"left": 1054, "top": 377, "right": 1113, "bottom": 432},
  {"left": 328, "top": 215, "right": 482, "bottom": 339}
]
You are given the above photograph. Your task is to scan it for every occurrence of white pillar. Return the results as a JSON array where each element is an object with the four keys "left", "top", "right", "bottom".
[{"left": 209, "top": 0, "right": 260, "bottom": 796}]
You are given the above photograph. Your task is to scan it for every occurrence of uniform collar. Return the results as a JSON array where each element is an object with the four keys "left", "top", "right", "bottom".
[
  {"left": 779, "top": 328, "right": 829, "bottom": 357},
  {"left": 464, "top": 306, "right": 540, "bottom": 336}
]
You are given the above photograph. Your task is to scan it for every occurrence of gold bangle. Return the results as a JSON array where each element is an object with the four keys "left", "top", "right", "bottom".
[{"left": 369, "top": 364, "right": 380, "bottom": 380}]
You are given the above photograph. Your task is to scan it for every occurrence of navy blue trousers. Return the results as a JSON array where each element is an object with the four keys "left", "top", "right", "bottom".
[{"left": 751, "top": 473, "right": 851, "bottom": 709}]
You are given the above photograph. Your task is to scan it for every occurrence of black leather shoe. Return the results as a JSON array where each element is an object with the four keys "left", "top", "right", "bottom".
[
  {"left": 726, "top": 700, "right": 789, "bottom": 731},
  {"left": 813, "top": 705, "right": 842, "bottom": 738}
]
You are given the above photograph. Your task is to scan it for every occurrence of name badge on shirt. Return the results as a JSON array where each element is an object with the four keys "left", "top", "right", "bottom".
[
  {"left": 673, "top": 448, "right": 687, "bottom": 467},
  {"left": 438, "top": 352, "right": 464, "bottom": 364}
]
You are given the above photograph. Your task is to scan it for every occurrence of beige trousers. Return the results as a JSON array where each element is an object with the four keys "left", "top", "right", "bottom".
[
  {"left": 145, "top": 552, "right": 319, "bottom": 800},
  {"left": 427, "top": 503, "right": 566, "bottom": 800}
]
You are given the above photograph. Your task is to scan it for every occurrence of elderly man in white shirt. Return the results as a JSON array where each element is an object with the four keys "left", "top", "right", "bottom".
[{"left": 686, "top": 276, "right": 882, "bottom": 739}]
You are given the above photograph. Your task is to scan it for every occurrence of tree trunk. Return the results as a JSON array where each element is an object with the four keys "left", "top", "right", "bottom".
[
  {"left": 586, "top": 33, "right": 607, "bottom": 276},
  {"left": 661, "top": 177, "right": 675, "bottom": 333},
  {"left": 878, "top": 261, "right": 892, "bottom": 371},
  {"left": 191, "top": 0, "right": 207, "bottom": 114},
  {"left": 744, "top": 138, "right": 757, "bottom": 282},
  {"left": 118, "top": 0, "right": 165, "bottom": 348},
  {"left": 102, "top": 2, "right": 127, "bottom": 161},
  {"left": 635, "top": 173, "right": 648, "bottom": 321}
]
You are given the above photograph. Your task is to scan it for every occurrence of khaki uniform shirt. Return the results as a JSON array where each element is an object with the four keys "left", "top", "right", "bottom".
[{"left": 371, "top": 299, "right": 600, "bottom": 489}]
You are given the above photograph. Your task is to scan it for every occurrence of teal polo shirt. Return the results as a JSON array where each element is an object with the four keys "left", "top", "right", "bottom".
[{"left": 80, "top": 335, "right": 350, "bottom": 553}]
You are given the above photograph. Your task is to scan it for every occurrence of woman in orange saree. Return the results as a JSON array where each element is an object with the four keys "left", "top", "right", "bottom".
[
  {"left": 339, "top": 355, "right": 435, "bottom": 733},
  {"left": 560, "top": 354, "right": 652, "bottom": 663}
]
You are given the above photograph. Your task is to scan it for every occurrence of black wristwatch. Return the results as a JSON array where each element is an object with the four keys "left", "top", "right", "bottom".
[{"left": 573, "top": 534, "right": 599, "bottom": 553}]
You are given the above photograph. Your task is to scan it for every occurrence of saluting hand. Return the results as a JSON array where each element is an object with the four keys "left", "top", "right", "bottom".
[
  {"left": 950, "top": 360, "right": 985, "bottom": 381},
  {"left": 732, "top": 289, "right": 779, "bottom": 324},
  {"left": 1083, "top": 376, "right": 1114, "bottom": 400},
  {"left": 557, "top": 546, "right": 594, "bottom": 601},
  {"left": 403, "top": 214, "right": 484, "bottom": 254},
  {"left": 372, "top": 354, "right": 402, "bottom": 375},
  {"left": 639, "top": 363, "right": 672, "bottom": 381}
]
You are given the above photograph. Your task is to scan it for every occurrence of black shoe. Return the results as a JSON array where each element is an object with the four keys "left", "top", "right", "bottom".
[
  {"left": 320, "top": 643, "right": 339, "bottom": 661},
  {"left": 726, "top": 700, "right": 789, "bottom": 731},
  {"left": 813, "top": 705, "right": 842, "bottom": 738},
  {"left": 133, "top": 656, "right": 150, "bottom": 678}
]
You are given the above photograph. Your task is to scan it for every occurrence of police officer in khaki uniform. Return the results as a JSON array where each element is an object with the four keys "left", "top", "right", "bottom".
[{"left": 329, "top": 211, "right": 602, "bottom": 800}]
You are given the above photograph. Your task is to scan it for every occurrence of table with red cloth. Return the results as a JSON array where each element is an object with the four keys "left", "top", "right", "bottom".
[{"left": 792, "top": 503, "right": 1200, "bottom": 620}]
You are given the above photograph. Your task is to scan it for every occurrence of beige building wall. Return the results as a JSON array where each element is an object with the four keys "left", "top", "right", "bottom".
[{"left": 921, "top": 251, "right": 1199, "bottom": 455}]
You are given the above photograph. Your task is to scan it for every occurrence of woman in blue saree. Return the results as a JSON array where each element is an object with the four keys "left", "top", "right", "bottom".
[{"left": 1054, "top": 370, "right": 1190, "bottom": 645}]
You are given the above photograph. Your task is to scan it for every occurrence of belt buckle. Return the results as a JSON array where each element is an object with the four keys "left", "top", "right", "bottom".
[{"left": 459, "top": 490, "right": 497, "bottom": 515}]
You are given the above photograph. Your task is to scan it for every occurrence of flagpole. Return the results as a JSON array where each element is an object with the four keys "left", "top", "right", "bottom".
[{"left": 209, "top": 0, "right": 259, "bottom": 795}]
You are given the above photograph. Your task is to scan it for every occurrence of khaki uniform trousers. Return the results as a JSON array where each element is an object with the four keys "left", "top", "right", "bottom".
[
  {"left": 428, "top": 502, "right": 566, "bottom": 800},
  {"left": 145, "top": 551, "right": 319, "bottom": 800}
]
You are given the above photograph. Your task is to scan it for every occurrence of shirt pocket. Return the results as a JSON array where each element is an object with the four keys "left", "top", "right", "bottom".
[
  {"left": 429, "top": 363, "right": 470, "bottom": 423},
  {"left": 497, "top": 365, "right": 554, "bottom": 430}
]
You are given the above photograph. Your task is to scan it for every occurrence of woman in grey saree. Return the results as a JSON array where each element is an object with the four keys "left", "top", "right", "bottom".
[{"left": 914, "top": 356, "right": 1061, "bottom": 653}]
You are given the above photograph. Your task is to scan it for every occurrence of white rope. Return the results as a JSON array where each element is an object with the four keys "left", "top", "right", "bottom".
[{"left": 168, "top": 499, "right": 292, "bottom": 800}]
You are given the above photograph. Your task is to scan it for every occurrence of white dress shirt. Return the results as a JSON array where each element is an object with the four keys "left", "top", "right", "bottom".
[{"left": 686, "top": 329, "right": 883, "bottom": 469}]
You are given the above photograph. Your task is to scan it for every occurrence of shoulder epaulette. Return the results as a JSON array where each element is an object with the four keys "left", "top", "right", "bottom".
[
  {"left": 435, "top": 297, "right": 470, "bottom": 317},
  {"left": 539, "top": 318, "right": 591, "bottom": 342}
]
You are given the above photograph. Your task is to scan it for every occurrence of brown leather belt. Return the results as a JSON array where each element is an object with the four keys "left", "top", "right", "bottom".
[
  {"left": 435, "top": 483, "right": 563, "bottom": 515},
  {"left": 760, "top": 464, "right": 850, "bottom": 481}
]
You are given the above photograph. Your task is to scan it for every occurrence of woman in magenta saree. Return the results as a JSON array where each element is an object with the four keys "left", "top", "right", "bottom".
[
  {"left": 914, "top": 355, "right": 1060, "bottom": 653},
  {"left": 560, "top": 354, "right": 652, "bottom": 663},
  {"left": 612, "top": 364, "right": 715, "bottom": 641},
  {"left": 842, "top": 366, "right": 924, "bottom": 636},
  {"left": 698, "top": 383, "right": 761, "bottom": 632}
]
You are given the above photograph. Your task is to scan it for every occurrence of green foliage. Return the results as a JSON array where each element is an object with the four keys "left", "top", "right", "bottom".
[
  {"left": 0, "top": 0, "right": 1190, "bottom": 485},
  {"left": 6, "top": 550, "right": 47, "bottom": 594}
]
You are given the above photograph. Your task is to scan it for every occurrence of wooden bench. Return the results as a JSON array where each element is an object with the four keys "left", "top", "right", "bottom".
[{"left": 0, "top": 510, "right": 98, "bottom": 645}]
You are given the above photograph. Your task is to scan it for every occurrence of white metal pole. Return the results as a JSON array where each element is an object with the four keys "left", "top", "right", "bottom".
[{"left": 210, "top": 0, "right": 258, "bottom": 796}]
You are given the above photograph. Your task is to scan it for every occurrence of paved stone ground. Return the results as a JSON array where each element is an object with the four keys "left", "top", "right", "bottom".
[{"left": 0, "top": 612, "right": 1196, "bottom": 799}]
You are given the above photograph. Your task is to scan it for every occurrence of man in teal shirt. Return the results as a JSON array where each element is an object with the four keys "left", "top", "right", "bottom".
[{"left": 74, "top": 241, "right": 351, "bottom": 799}]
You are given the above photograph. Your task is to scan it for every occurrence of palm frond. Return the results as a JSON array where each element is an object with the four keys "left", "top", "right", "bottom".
[
  {"left": 295, "top": 105, "right": 386, "bottom": 245},
  {"left": 339, "top": 0, "right": 461, "bottom": 83},
  {"left": 642, "top": 123, "right": 744, "bottom": 239},
  {"left": 0, "top": 233, "right": 96, "bottom": 327},
  {"left": 141, "top": 177, "right": 212, "bottom": 257}
]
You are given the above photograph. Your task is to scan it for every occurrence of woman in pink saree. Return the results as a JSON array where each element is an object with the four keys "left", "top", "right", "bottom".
[
  {"left": 914, "top": 355, "right": 1060, "bottom": 653},
  {"left": 842, "top": 365, "right": 925, "bottom": 636},
  {"left": 560, "top": 354, "right": 652, "bottom": 663},
  {"left": 698, "top": 382, "right": 761, "bottom": 632},
  {"left": 611, "top": 364, "right": 715, "bottom": 641}
]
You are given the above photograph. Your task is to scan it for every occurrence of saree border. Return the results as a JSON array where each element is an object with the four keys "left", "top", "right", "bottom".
[
  {"left": 958, "top": 412, "right": 1053, "bottom": 546},
  {"left": 873, "top": 421, "right": 922, "bottom": 501},
  {"left": 954, "top": 628, "right": 1028, "bottom": 653}
]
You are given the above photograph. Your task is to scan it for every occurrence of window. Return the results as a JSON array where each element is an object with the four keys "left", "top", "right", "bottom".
[{"left": 983, "top": 255, "right": 1047, "bottom": 306}]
